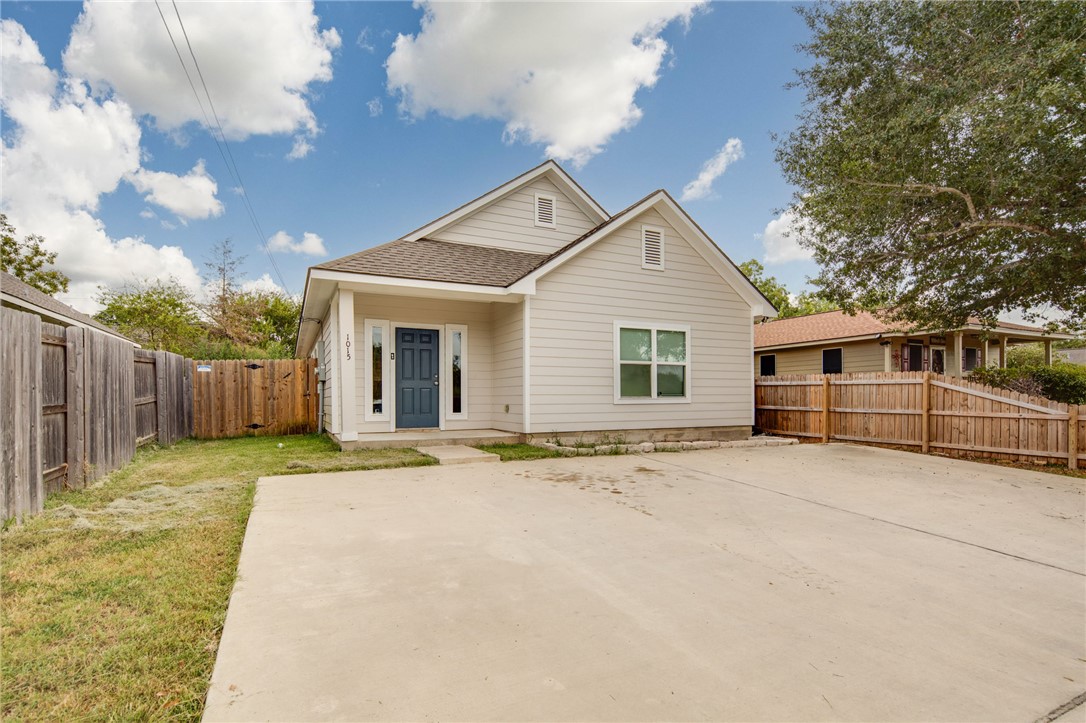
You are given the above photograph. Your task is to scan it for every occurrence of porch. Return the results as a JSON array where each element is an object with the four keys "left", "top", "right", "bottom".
[
  {"left": 881, "top": 329, "right": 1066, "bottom": 376},
  {"left": 335, "top": 428, "right": 522, "bottom": 450}
]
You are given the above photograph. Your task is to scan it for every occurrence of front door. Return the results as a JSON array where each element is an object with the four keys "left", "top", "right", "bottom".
[
  {"left": 931, "top": 346, "right": 946, "bottom": 374},
  {"left": 396, "top": 328, "right": 439, "bottom": 429}
]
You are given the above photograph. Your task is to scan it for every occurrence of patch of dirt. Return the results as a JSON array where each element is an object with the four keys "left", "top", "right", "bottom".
[{"left": 46, "top": 481, "right": 236, "bottom": 533}]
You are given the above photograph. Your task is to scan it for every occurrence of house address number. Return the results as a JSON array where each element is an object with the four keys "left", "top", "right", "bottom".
[{"left": 344, "top": 333, "right": 352, "bottom": 361}]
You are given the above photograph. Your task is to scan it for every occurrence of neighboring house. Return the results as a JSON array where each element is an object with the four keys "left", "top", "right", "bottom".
[
  {"left": 1058, "top": 348, "right": 1086, "bottom": 366},
  {"left": 295, "top": 161, "right": 775, "bottom": 446},
  {"left": 1, "top": 271, "right": 132, "bottom": 344},
  {"left": 753, "top": 309, "right": 1070, "bottom": 377}
]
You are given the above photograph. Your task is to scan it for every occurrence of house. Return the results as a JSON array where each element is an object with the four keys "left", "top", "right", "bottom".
[
  {"left": 1, "top": 270, "right": 131, "bottom": 344},
  {"left": 295, "top": 161, "right": 775, "bottom": 446},
  {"left": 753, "top": 309, "right": 1070, "bottom": 377}
]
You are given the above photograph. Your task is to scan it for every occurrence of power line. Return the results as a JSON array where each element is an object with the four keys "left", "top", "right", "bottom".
[{"left": 152, "top": 0, "right": 292, "bottom": 296}]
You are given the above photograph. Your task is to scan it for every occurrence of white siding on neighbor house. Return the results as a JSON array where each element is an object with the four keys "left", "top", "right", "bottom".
[
  {"left": 431, "top": 176, "right": 597, "bottom": 254},
  {"left": 529, "top": 208, "right": 754, "bottom": 433},
  {"left": 756, "top": 340, "right": 886, "bottom": 376},
  {"left": 351, "top": 294, "right": 496, "bottom": 432},
  {"left": 491, "top": 301, "right": 524, "bottom": 433}
]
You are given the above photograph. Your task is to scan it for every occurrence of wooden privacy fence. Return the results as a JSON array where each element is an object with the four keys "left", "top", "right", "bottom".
[
  {"left": 1, "top": 307, "right": 192, "bottom": 522},
  {"left": 755, "top": 371, "right": 1083, "bottom": 469},
  {"left": 191, "top": 358, "right": 318, "bottom": 439}
]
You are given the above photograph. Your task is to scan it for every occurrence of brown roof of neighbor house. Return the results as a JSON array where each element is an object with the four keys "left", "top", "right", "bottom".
[
  {"left": 0, "top": 271, "right": 128, "bottom": 339},
  {"left": 314, "top": 238, "right": 551, "bottom": 287},
  {"left": 753, "top": 308, "right": 1055, "bottom": 349}
]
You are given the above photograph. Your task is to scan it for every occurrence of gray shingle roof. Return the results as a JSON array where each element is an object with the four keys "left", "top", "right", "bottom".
[
  {"left": 0, "top": 271, "right": 128, "bottom": 338},
  {"left": 315, "top": 238, "right": 551, "bottom": 287}
]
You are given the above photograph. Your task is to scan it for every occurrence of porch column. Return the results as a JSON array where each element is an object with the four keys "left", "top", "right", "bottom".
[
  {"left": 882, "top": 340, "right": 893, "bottom": 372},
  {"left": 981, "top": 339, "right": 990, "bottom": 368},
  {"left": 338, "top": 289, "right": 358, "bottom": 441},
  {"left": 949, "top": 331, "right": 963, "bottom": 377},
  {"left": 1044, "top": 339, "right": 1053, "bottom": 366},
  {"left": 999, "top": 336, "right": 1007, "bottom": 368}
]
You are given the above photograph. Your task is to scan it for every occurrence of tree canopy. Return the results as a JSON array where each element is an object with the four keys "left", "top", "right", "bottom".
[
  {"left": 739, "top": 259, "right": 837, "bottom": 319},
  {"left": 0, "top": 214, "right": 70, "bottom": 295},
  {"left": 776, "top": 1, "right": 1085, "bottom": 331}
]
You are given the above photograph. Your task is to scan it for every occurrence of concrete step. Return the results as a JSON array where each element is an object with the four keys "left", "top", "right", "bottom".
[{"left": 417, "top": 445, "right": 500, "bottom": 465}]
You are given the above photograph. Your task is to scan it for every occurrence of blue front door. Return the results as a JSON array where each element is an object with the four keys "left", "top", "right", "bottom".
[{"left": 396, "top": 328, "right": 439, "bottom": 428}]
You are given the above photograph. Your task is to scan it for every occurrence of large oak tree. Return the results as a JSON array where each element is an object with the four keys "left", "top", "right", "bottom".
[{"left": 776, "top": 1, "right": 1085, "bottom": 330}]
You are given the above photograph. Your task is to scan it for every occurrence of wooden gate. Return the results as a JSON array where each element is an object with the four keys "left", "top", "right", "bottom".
[{"left": 191, "top": 359, "right": 318, "bottom": 439}]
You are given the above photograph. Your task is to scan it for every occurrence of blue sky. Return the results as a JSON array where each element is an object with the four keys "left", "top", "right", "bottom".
[{"left": 1, "top": 1, "right": 817, "bottom": 312}]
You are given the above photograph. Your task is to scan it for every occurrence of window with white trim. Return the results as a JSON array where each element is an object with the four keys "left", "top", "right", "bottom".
[
  {"left": 963, "top": 347, "right": 981, "bottom": 372},
  {"left": 445, "top": 324, "right": 467, "bottom": 417},
  {"left": 534, "top": 194, "right": 556, "bottom": 228},
  {"left": 364, "top": 320, "right": 391, "bottom": 421},
  {"left": 641, "top": 225, "right": 664, "bottom": 270},
  {"left": 615, "top": 323, "right": 689, "bottom": 402}
]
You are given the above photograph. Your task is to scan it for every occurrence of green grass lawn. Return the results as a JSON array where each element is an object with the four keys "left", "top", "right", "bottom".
[
  {"left": 1, "top": 435, "right": 434, "bottom": 721},
  {"left": 473, "top": 443, "right": 562, "bottom": 461}
]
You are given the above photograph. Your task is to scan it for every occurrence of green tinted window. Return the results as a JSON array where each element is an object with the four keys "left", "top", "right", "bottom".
[
  {"left": 656, "top": 330, "right": 686, "bottom": 362},
  {"left": 619, "top": 328, "right": 651, "bottom": 361},
  {"left": 620, "top": 364, "right": 651, "bottom": 397},
  {"left": 657, "top": 365, "right": 685, "bottom": 396}
]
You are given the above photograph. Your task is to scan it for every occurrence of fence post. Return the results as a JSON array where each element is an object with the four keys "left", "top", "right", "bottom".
[
  {"left": 921, "top": 371, "right": 931, "bottom": 454},
  {"left": 821, "top": 375, "right": 831, "bottom": 443},
  {"left": 1070, "top": 406, "right": 1079, "bottom": 471}
]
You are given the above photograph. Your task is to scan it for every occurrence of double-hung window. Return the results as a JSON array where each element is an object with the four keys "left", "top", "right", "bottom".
[{"left": 615, "top": 322, "right": 690, "bottom": 403}]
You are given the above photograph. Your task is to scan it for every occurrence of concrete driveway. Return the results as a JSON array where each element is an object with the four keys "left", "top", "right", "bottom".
[{"left": 204, "top": 444, "right": 1086, "bottom": 722}]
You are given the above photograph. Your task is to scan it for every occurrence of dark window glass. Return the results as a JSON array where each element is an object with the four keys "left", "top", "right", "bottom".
[
  {"left": 822, "top": 348, "right": 843, "bottom": 374},
  {"left": 760, "top": 355, "right": 776, "bottom": 377}
]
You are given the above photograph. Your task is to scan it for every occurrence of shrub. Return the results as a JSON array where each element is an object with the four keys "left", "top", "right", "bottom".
[{"left": 970, "top": 363, "right": 1086, "bottom": 404}]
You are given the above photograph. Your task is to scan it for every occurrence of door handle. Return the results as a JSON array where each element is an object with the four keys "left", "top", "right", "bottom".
[{"left": 433, "top": 375, "right": 439, "bottom": 386}]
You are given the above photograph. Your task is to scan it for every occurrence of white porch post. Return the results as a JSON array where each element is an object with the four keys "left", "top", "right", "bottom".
[
  {"left": 981, "top": 339, "right": 990, "bottom": 368},
  {"left": 328, "top": 297, "right": 341, "bottom": 435},
  {"left": 338, "top": 289, "right": 358, "bottom": 441},
  {"left": 1044, "top": 339, "right": 1053, "bottom": 366},
  {"left": 883, "top": 340, "right": 892, "bottom": 372},
  {"left": 522, "top": 296, "right": 532, "bottom": 435},
  {"left": 999, "top": 336, "right": 1008, "bottom": 368},
  {"left": 949, "top": 331, "right": 963, "bottom": 377}
]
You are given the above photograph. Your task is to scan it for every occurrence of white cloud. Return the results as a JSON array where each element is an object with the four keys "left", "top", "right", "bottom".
[
  {"left": 139, "top": 208, "right": 156, "bottom": 220},
  {"left": 267, "top": 230, "right": 327, "bottom": 256},
  {"left": 1, "top": 19, "right": 202, "bottom": 313},
  {"left": 356, "top": 27, "right": 375, "bottom": 53},
  {"left": 63, "top": 1, "right": 341, "bottom": 142},
  {"left": 241, "top": 273, "right": 285, "bottom": 295},
  {"left": 680, "top": 137, "right": 744, "bottom": 201},
  {"left": 760, "top": 208, "right": 814, "bottom": 264},
  {"left": 386, "top": 1, "right": 706, "bottom": 166},
  {"left": 287, "top": 136, "right": 313, "bottom": 160},
  {"left": 367, "top": 97, "right": 383, "bottom": 117},
  {"left": 129, "top": 159, "right": 223, "bottom": 220}
]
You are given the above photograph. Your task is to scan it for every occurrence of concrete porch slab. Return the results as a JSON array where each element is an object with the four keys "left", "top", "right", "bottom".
[
  {"left": 417, "top": 445, "right": 500, "bottom": 465},
  {"left": 336, "top": 428, "right": 521, "bottom": 450}
]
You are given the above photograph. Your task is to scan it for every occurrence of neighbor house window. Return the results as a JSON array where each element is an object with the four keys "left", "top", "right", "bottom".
[
  {"left": 760, "top": 354, "right": 776, "bottom": 377},
  {"left": 822, "top": 348, "right": 843, "bottom": 374},
  {"left": 963, "top": 347, "right": 981, "bottom": 372},
  {"left": 615, "top": 323, "right": 690, "bottom": 402},
  {"left": 364, "top": 320, "right": 391, "bottom": 421},
  {"left": 445, "top": 324, "right": 467, "bottom": 418}
]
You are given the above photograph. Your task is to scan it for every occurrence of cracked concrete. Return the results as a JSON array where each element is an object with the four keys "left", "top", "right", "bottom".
[{"left": 204, "top": 444, "right": 1085, "bottom": 722}]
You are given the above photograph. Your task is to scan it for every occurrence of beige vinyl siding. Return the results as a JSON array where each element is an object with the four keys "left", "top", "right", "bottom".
[
  {"left": 351, "top": 294, "right": 495, "bottom": 432},
  {"left": 319, "top": 308, "right": 333, "bottom": 429},
  {"left": 431, "top": 177, "right": 596, "bottom": 254},
  {"left": 756, "top": 340, "right": 886, "bottom": 376},
  {"left": 491, "top": 301, "right": 524, "bottom": 433},
  {"left": 529, "top": 208, "right": 753, "bottom": 433}
]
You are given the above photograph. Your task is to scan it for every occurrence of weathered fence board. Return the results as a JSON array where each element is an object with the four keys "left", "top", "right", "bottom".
[
  {"left": 1, "top": 308, "right": 44, "bottom": 521},
  {"left": 192, "top": 359, "right": 318, "bottom": 439},
  {"left": 756, "top": 371, "right": 1081, "bottom": 468}
]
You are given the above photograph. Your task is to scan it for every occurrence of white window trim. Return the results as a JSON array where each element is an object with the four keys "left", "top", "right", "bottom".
[
  {"left": 534, "top": 193, "right": 557, "bottom": 229},
  {"left": 963, "top": 346, "right": 982, "bottom": 372},
  {"left": 389, "top": 322, "right": 445, "bottom": 432},
  {"left": 613, "top": 321, "right": 691, "bottom": 404},
  {"left": 363, "top": 319, "right": 391, "bottom": 422},
  {"left": 444, "top": 324, "right": 468, "bottom": 419},
  {"left": 641, "top": 224, "right": 665, "bottom": 271},
  {"left": 759, "top": 353, "right": 776, "bottom": 377},
  {"left": 822, "top": 347, "right": 844, "bottom": 374}
]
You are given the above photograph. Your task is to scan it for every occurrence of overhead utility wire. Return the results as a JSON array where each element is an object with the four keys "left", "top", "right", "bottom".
[{"left": 152, "top": 0, "right": 292, "bottom": 295}]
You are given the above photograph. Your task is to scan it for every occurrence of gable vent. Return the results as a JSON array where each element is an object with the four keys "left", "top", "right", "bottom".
[
  {"left": 534, "top": 194, "right": 556, "bottom": 228},
  {"left": 641, "top": 225, "right": 665, "bottom": 270}
]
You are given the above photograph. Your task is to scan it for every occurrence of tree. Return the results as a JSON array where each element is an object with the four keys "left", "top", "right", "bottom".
[
  {"left": 95, "top": 279, "right": 202, "bottom": 354},
  {"left": 201, "top": 238, "right": 258, "bottom": 345},
  {"left": 776, "top": 1, "right": 1086, "bottom": 332},
  {"left": 0, "top": 214, "right": 70, "bottom": 295},
  {"left": 739, "top": 259, "right": 838, "bottom": 319}
]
